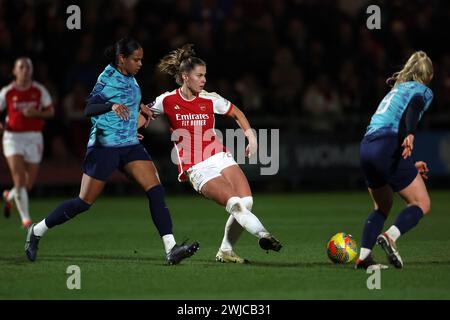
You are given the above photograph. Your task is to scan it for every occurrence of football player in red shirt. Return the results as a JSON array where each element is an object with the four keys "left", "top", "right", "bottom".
[
  {"left": 144, "top": 44, "right": 282, "bottom": 263},
  {"left": 0, "top": 57, "right": 54, "bottom": 228}
]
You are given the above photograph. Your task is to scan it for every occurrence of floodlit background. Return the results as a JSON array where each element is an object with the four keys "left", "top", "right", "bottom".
[{"left": 1, "top": 0, "right": 449, "bottom": 194}]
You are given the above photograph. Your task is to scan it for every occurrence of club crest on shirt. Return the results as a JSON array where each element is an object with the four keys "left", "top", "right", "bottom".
[{"left": 199, "top": 104, "right": 206, "bottom": 111}]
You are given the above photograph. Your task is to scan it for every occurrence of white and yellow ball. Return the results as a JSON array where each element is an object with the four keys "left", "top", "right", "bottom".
[{"left": 326, "top": 232, "right": 359, "bottom": 264}]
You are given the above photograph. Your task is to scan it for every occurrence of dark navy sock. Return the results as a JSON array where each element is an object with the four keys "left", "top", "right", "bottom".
[
  {"left": 361, "top": 210, "right": 387, "bottom": 249},
  {"left": 394, "top": 205, "right": 424, "bottom": 235},
  {"left": 45, "top": 197, "right": 91, "bottom": 228},
  {"left": 146, "top": 185, "right": 173, "bottom": 237}
]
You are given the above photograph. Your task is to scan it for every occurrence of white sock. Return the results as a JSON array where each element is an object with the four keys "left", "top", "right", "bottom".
[
  {"left": 162, "top": 234, "right": 176, "bottom": 254},
  {"left": 33, "top": 219, "right": 49, "bottom": 237},
  {"left": 225, "top": 197, "right": 269, "bottom": 239},
  {"left": 385, "top": 225, "right": 401, "bottom": 242},
  {"left": 359, "top": 247, "right": 371, "bottom": 261},
  {"left": 220, "top": 215, "right": 243, "bottom": 251},
  {"left": 13, "top": 187, "right": 31, "bottom": 222},
  {"left": 241, "top": 196, "right": 253, "bottom": 211},
  {"left": 219, "top": 196, "right": 252, "bottom": 251},
  {"left": 7, "top": 188, "right": 15, "bottom": 201}
]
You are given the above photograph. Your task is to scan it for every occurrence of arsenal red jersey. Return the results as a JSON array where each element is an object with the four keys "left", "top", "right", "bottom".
[
  {"left": 150, "top": 89, "right": 233, "bottom": 181},
  {"left": 0, "top": 81, "right": 52, "bottom": 132}
]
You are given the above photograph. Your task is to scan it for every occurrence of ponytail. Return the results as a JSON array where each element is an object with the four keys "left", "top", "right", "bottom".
[{"left": 158, "top": 43, "right": 206, "bottom": 85}]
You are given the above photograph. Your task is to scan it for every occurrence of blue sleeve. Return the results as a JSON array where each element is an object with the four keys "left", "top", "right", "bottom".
[
  {"left": 84, "top": 103, "right": 112, "bottom": 117},
  {"left": 404, "top": 95, "right": 425, "bottom": 134},
  {"left": 86, "top": 74, "right": 120, "bottom": 105}
]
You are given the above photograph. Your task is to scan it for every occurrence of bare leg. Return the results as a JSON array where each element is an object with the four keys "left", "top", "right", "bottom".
[
  {"left": 221, "top": 165, "right": 251, "bottom": 197},
  {"left": 24, "top": 162, "right": 40, "bottom": 191},
  {"left": 374, "top": 175, "right": 429, "bottom": 269},
  {"left": 123, "top": 160, "right": 161, "bottom": 191},
  {"left": 398, "top": 173, "right": 430, "bottom": 214},
  {"left": 382, "top": 173, "right": 430, "bottom": 244},
  {"left": 78, "top": 174, "right": 106, "bottom": 204}
]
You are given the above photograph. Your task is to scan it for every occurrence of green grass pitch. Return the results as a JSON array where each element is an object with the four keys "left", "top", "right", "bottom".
[{"left": 1, "top": 191, "right": 449, "bottom": 299}]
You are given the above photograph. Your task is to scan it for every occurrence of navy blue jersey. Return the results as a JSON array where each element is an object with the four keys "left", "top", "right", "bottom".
[{"left": 365, "top": 81, "right": 433, "bottom": 136}]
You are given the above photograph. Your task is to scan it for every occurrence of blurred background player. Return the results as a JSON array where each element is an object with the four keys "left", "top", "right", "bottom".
[
  {"left": 144, "top": 44, "right": 282, "bottom": 263},
  {"left": 357, "top": 51, "right": 434, "bottom": 270},
  {"left": 0, "top": 57, "right": 54, "bottom": 228},
  {"left": 24, "top": 38, "right": 199, "bottom": 265}
]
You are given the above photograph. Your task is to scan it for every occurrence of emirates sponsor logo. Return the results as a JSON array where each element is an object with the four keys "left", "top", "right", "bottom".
[
  {"left": 14, "top": 101, "right": 38, "bottom": 110},
  {"left": 175, "top": 113, "right": 209, "bottom": 121}
]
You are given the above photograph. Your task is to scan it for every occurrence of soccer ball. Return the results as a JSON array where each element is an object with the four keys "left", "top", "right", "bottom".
[{"left": 326, "top": 232, "right": 359, "bottom": 264}]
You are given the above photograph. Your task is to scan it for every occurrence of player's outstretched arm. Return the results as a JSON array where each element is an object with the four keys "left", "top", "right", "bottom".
[
  {"left": 137, "top": 103, "right": 157, "bottom": 129},
  {"left": 226, "top": 106, "right": 257, "bottom": 157}
]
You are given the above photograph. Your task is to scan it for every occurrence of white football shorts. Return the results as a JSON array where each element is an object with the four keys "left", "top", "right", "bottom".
[
  {"left": 2, "top": 131, "right": 44, "bottom": 163},
  {"left": 186, "top": 151, "right": 238, "bottom": 193}
]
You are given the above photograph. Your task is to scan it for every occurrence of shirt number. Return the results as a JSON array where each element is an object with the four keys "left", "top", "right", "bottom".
[{"left": 375, "top": 89, "right": 398, "bottom": 115}]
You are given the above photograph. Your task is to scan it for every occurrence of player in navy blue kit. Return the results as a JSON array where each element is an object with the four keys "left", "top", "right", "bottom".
[
  {"left": 24, "top": 38, "right": 199, "bottom": 265},
  {"left": 356, "top": 51, "right": 434, "bottom": 270}
]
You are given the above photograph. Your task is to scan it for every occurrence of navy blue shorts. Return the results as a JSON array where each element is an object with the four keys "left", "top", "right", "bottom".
[
  {"left": 82, "top": 144, "right": 152, "bottom": 181},
  {"left": 360, "top": 132, "right": 417, "bottom": 192}
]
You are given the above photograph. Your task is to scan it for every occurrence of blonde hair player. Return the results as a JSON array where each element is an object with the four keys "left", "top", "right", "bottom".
[
  {"left": 143, "top": 44, "right": 282, "bottom": 263},
  {"left": 356, "top": 51, "right": 434, "bottom": 270}
]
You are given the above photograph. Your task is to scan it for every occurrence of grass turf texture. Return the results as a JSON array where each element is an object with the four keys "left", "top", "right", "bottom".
[{"left": 1, "top": 191, "right": 449, "bottom": 299}]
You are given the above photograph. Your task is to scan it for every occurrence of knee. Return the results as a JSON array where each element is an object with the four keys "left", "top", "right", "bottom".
[
  {"left": 407, "top": 191, "right": 431, "bottom": 215},
  {"left": 226, "top": 196, "right": 244, "bottom": 215},
  {"left": 78, "top": 195, "right": 95, "bottom": 206},
  {"left": 419, "top": 197, "right": 431, "bottom": 215},
  {"left": 241, "top": 196, "right": 253, "bottom": 211}
]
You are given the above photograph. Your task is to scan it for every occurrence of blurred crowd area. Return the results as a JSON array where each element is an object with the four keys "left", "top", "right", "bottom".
[{"left": 1, "top": 0, "right": 450, "bottom": 163}]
